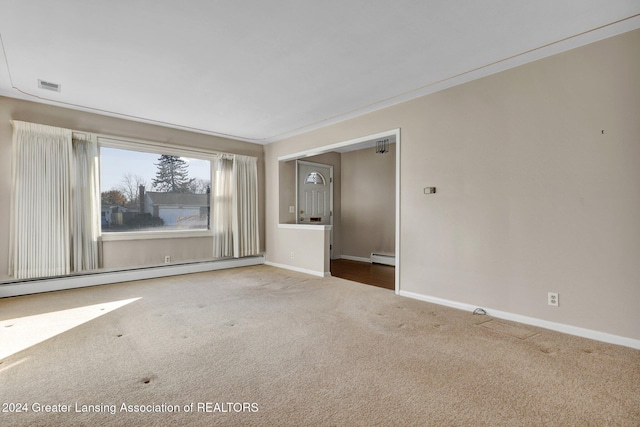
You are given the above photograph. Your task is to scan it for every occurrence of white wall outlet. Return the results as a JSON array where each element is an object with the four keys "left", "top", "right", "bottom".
[
  {"left": 164, "top": 255, "right": 171, "bottom": 264},
  {"left": 290, "top": 251, "right": 295, "bottom": 260},
  {"left": 289, "top": 205, "right": 295, "bottom": 213},
  {"left": 548, "top": 292, "right": 559, "bottom": 307}
]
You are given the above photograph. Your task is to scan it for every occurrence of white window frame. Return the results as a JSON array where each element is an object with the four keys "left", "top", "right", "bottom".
[{"left": 98, "top": 135, "right": 216, "bottom": 241}]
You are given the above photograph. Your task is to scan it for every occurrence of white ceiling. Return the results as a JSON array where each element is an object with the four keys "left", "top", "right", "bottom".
[{"left": 0, "top": 1, "right": 638, "bottom": 144}]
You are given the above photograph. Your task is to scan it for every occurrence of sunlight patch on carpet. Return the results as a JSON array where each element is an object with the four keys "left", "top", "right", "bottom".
[
  {"left": 0, "top": 298, "right": 140, "bottom": 360},
  {"left": 478, "top": 319, "right": 539, "bottom": 340}
]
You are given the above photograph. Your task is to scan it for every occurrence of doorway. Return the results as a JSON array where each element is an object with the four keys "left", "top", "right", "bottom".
[
  {"left": 330, "top": 139, "right": 396, "bottom": 290},
  {"left": 278, "top": 128, "right": 400, "bottom": 294}
]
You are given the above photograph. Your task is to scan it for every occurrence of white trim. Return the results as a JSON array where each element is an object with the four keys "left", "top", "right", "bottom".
[
  {"left": 101, "top": 229, "right": 212, "bottom": 241},
  {"left": 296, "top": 160, "right": 335, "bottom": 168},
  {"left": 277, "top": 129, "right": 400, "bottom": 162},
  {"left": 398, "top": 290, "right": 640, "bottom": 350},
  {"left": 98, "top": 135, "right": 219, "bottom": 159},
  {"left": 277, "top": 223, "right": 332, "bottom": 230},
  {"left": 264, "top": 261, "right": 328, "bottom": 277},
  {"left": 340, "top": 255, "right": 371, "bottom": 263},
  {"left": 0, "top": 256, "right": 265, "bottom": 298},
  {"left": 98, "top": 134, "right": 257, "bottom": 162},
  {"left": 394, "top": 129, "right": 401, "bottom": 294}
]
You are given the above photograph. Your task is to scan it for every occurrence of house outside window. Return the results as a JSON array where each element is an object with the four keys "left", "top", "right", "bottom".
[{"left": 99, "top": 145, "right": 211, "bottom": 233}]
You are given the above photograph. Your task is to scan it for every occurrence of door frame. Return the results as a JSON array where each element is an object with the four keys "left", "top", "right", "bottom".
[{"left": 278, "top": 128, "right": 401, "bottom": 295}]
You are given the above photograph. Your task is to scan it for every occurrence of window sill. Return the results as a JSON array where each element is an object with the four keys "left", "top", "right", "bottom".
[
  {"left": 100, "top": 230, "right": 213, "bottom": 241},
  {"left": 278, "top": 223, "right": 332, "bottom": 230}
]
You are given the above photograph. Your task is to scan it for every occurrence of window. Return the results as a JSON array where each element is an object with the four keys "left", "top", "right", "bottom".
[
  {"left": 304, "top": 171, "right": 326, "bottom": 185},
  {"left": 100, "top": 146, "right": 211, "bottom": 233}
]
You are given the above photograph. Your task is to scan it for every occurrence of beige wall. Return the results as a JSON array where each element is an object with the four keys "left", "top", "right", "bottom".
[
  {"left": 0, "top": 96, "right": 265, "bottom": 280},
  {"left": 268, "top": 226, "right": 330, "bottom": 275},
  {"left": 101, "top": 237, "right": 213, "bottom": 269},
  {"left": 278, "top": 159, "right": 296, "bottom": 223},
  {"left": 265, "top": 29, "right": 640, "bottom": 340},
  {"left": 341, "top": 144, "right": 395, "bottom": 259}
]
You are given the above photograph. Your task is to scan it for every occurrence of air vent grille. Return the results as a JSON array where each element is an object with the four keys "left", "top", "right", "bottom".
[{"left": 38, "top": 79, "right": 61, "bottom": 92}]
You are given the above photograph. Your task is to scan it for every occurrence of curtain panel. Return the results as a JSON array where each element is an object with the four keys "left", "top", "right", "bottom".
[
  {"left": 212, "top": 154, "right": 235, "bottom": 258},
  {"left": 232, "top": 155, "right": 260, "bottom": 258},
  {"left": 71, "top": 134, "right": 101, "bottom": 272},
  {"left": 9, "top": 121, "right": 100, "bottom": 279},
  {"left": 212, "top": 154, "right": 259, "bottom": 258}
]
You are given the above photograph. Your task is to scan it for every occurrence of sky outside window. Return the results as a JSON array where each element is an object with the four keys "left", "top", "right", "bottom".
[{"left": 100, "top": 147, "right": 210, "bottom": 193}]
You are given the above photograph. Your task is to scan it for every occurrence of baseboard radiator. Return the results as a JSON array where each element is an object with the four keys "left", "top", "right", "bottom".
[
  {"left": 370, "top": 253, "right": 395, "bottom": 266},
  {"left": 0, "top": 255, "right": 265, "bottom": 298}
]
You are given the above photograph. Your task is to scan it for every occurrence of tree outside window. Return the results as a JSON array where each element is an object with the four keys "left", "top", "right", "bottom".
[{"left": 100, "top": 148, "right": 210, "bottom": 232}]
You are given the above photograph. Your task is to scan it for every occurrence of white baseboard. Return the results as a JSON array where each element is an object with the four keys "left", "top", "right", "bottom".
[
  {"left": 339, "top": 255, "right": 371, "bottom": 263},
  {"left": 398, "top": 290, "right": 640, "bottom": 350},
  {"left": 264, "top": 261, "right": 329, "bottom": 277},
  {"left": 0, "top": 256, "right": 265, "bottom": 298}
]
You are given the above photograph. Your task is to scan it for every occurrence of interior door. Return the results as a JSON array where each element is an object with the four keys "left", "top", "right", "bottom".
[{"left": 297, "top": 161, "right": 332, "bottom": 225}]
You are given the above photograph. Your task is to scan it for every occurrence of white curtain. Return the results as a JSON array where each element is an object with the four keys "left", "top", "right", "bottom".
[
  {"left": 212, "top": 154, "right": 235, "bottom": 258},
  {"left": 71, "top": 134, "right": 101, "bottom": 272},
  {"left": 10, "top": 121, "right": 73, "bottom": 278},
  {"left": 232, "top": 155, "right": 260, "bottom": 257},
  {"left": 212, "top": 154, "right": 259, "bottom": 258},
  {"left": 9, "top": 121, "right": 100, "bottom": 279}
]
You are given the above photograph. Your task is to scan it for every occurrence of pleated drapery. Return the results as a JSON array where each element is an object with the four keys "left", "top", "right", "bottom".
[
  {"left": 212, "top": 154, "right": 235, "bottom": 258},
  {"left": 232, "top": 155, "right": 260, "bottom": 257},
  {"left": 9, "top": 121, "right": 100, "bottom": 279},
  {"left": 212, "top": 154, "right": 259, "bottom": 258},
  {"left": 71, "top": 134, "right": 101, "bottom": 272}
]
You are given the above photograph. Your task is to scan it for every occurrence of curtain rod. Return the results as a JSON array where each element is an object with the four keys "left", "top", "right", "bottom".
[
  {"left": 11, "top": 119, "right": 91, "bottom": 141},
  {"left": 10, "top": 120, "right": 256, "bottom": 160}
]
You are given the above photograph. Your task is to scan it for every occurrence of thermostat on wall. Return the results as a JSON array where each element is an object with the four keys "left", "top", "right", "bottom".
[{"left": 424, "top": 187, "right": 436, "bottom": 194}]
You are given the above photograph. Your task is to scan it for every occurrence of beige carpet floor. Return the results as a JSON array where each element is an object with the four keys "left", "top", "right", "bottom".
[{"left": 0, "top": 265, "right": 639, "bottom": 426}]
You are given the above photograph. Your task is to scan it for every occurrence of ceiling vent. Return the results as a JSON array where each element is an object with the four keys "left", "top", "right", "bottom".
[{"left": 38, "top": 79, "right": 61, "bottom": 92}]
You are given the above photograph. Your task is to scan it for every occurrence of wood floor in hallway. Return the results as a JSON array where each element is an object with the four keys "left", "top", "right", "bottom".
[{"left": 330, "top": 258, "right": 395, "bottom": 290}]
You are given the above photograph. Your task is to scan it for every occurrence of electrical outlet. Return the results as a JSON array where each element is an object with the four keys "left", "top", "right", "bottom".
[
  {"left": 548, "top": 292, "right": 559, "bottom": 307},
  {"left": 289, "top": 206, "right": 295, "bottom": 214},
  {"left": 164, "top": 255, "right": 171, "bottom": 264},
  {"left": 290, "top": 251, "right": 295, "bottom": 260}
]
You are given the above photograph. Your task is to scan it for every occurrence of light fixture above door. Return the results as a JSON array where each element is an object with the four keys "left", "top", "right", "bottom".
[{"left": 376, "top": 138, "right": 389, "bottom": 154}]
